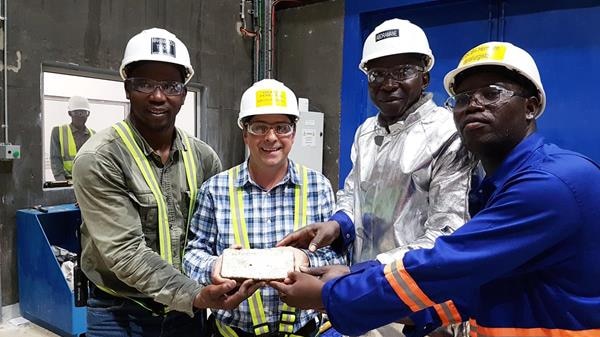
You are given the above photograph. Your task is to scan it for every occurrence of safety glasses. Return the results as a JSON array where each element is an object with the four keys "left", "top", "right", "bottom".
[
  {"left": 245, "top": 122, "right": 295, "bottom": 136},
  {"left": 126, "top": 77, "right": 185, "bottom": 96},
  {"left": 367, "top": 65, "right": 424, "bottom": 86},
  {"left": 445, "top": 85, "right": 525, "bottom": 112},
  {"left": 69, "top": 110, "right": 90, "bottom": 117}
]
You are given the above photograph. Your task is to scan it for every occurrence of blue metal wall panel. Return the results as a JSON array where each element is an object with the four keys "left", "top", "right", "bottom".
[
  {"left": 501, "top": 0, "right": 600, "bottom": 162},
  {"left": 341, "top": 0, "right": 600, "bottom": 187}
]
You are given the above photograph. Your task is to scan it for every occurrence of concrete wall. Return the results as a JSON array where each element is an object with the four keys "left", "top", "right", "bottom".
[
  {"left": 0, "top": 0, "right": 250, "bottom": 305},
  {"left": 275, "top": 0, "right": 344, "bottom": 189}
]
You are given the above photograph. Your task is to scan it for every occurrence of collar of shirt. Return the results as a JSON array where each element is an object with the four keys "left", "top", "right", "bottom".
[
  {"left": 234, "top": 159, "right": 303, "bottom": 190},
  {"left": 70, "top": 123, "right": 90, "bottom": 134},
  {"left": 124, "top": 118, "right": 187, "bottom": 161},
  {"left": 477, "top": 132, "right": 545, "bottom": 199},
  {"left": 375, "top": 93, "right": 435, "bottom": 136}
]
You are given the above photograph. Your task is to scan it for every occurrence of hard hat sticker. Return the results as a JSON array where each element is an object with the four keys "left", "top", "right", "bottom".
[
  {"left": 375, "top": 29, "right": 399, "bottom": 42},
  {"left": 256, "top": 90, "right": 287, "bottom": 108},
  {"left": 151, "top": 38, "right": 176, "bottom": 58},
  {"left": 459, "top": 45, "right": 507, "bottom": 66}
]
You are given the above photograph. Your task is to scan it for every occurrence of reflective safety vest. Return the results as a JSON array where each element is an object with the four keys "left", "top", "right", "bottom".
[
  {"left": 58, "top": 124, "right": 94, "bottom": 177},
  {"left": 218, "top": 163, "right": 309, "bottom": 337},
  {"left": 100, "top": 121, "right": 198, "bottom": 312}
]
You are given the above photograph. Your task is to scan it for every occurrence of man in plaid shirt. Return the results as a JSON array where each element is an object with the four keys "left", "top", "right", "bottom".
[{"left": 183, "top": 79, "right": 345, "bottom": 337}]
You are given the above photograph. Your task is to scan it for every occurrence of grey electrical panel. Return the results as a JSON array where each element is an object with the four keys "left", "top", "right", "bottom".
[{"left": 289, "top": 110, "right": 324, "bottom": 172}]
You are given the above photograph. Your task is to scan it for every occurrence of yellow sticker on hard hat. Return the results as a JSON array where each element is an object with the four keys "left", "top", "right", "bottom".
[
  {"left": 459, "top": 44, "right": 507, "bottom": 66},
  {"left": 256, "top": 89, "right": 287, "bottom": 108}
]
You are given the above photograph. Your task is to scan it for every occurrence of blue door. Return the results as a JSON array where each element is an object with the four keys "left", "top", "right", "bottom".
[{"left": 501, "top": 0, "right": 600, "bottom": 162}]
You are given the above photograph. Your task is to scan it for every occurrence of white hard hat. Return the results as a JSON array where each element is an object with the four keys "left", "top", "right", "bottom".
[
  {"left": 119, "top": 28, "right": 194, "bottom": 85},
  {"left": 359, "top": 19, "right": 434, "bottom": 73},
  {"left": 68, "top": 96, "right": 90, "bottom": 112},
  {"left": 444, "top": 41, "right": 546, "bottom": 117},
  {"left": 238, "top": 79, "right": 299, "bottom": 129}
]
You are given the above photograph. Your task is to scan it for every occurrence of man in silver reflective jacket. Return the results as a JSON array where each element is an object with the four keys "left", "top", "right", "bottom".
[{"left": 278, "top": 19, "right": 476, "bottom": 337}]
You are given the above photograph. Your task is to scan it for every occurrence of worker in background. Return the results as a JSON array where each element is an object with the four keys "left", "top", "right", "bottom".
[
  {"left": 50, "top": 95, "right": 95, "bottom": 181},
  {"left": 73, "top": 28, "right": 262, "bottom": 337},
  {"left": 271, "top": 41, "right": 600, "bottom": 336},
  {"left": 183, "top": 79, "right": 346, "bottom": 337},
  {"left": 278, "top": 19, "right": 475, "bottom": 337}
]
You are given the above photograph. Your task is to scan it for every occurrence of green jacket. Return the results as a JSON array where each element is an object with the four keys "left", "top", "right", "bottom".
[{"left": 73, "top": 118, "right": 221, "bottom": 315}]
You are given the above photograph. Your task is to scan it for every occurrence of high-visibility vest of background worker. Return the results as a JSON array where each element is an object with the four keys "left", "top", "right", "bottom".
[
  {"left": 270, "top": 41, "right": 600, "bottom": 337},
  {"left": 49, "top": 95, "right": 95, "bottom": 181},
  {"left": 183, "top": 79, "right": 346, "bottom": 337},
  {"left": 276, "top": 18, "right": 476, "bottom": 337},
  {"left": 73, "top": 27, "right": 263, "bottom": 337}
]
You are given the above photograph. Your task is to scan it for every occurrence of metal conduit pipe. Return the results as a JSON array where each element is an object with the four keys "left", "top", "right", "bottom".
[{"left": 1, "top": 0, "right": 7, "bottom": 143}]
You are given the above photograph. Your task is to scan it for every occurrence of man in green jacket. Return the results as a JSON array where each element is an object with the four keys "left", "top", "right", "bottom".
[{"left": 73, "top": 28, "right": 260, "bottom": 337}]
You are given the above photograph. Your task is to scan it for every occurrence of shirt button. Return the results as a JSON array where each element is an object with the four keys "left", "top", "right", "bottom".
[{"left": 346, "top": 234, "right": 350, "bottom": 238}]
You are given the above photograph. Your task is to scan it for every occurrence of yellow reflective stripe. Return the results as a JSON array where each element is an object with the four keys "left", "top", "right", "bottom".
[
  {"left": 279, "top": 322, "right": 294, "bottom": 333},
  {"left": 59, "top": 125, "right": 65, "bottom": 158},
  {"left": 299, "top": 163, "right": 308, "bottom": 228},
  {"left": 279, "top": 164, "right": 309, "bottom": 333},
  {"left": 228, "top": 165, "right": 270, "bottom": 334},
  {"left": 59, "top": 124, "right": 77, "bottom": 174},
  {"left": 180, "top": 130, "right": 198, "bottom": 249},
  {"left": 228, "top": 166, "right": 251, "bottom": 249},
  {"left": 215, "top": 320, "right": 239, "bottom": 337},
  {"left": 66, "top": 125, "right": 77, "bottom": 157},
  {"left": 113, "top": 121, "right": 172, "bottom": 264},
  {"left": 248, "top": 292, "right": 270, "bottom": 334}
]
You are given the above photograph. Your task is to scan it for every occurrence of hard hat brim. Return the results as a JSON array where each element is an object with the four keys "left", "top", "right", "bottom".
[{"left": 443, "top": 61, "right": 546, "bottom": 118}]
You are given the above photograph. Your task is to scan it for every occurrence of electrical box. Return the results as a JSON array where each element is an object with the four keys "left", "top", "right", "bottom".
[
  {"left": 289, "top": 98, "right": 324, "bottom": 172},
  {"left": 0, "top": 143, "right": 21, "bottom": 160}
]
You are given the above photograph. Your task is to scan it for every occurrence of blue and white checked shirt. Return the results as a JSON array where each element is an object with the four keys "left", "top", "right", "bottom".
[{"left": 183, "top": 159, "right": 346, "bottom": 333}]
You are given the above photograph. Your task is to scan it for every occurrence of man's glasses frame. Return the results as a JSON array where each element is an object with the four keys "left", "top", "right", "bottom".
[
  {"left": 366, "top": 64, "right": 425, "bottom": 86},
  {"left": 445, "top": 84, "right": 526, "bottom": 112},
  {"left": 244, "top": 121, "right": 295, "bottom": 136},
  {"left": 125, "top": 77, "right": 186, "bottom": 96}
]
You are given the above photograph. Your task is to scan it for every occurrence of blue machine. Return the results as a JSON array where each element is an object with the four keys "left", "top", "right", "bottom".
[
  {"left": 16, "top": 204, "right": 86, "bottom": 337},
  {"left": 341, "top": 0, "right": 600, "bottom": 186}
]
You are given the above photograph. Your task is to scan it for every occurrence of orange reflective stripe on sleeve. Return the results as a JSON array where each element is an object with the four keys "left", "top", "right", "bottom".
[
  {"left": 470, "top": 319, "right": 600, "bottom": 337},
  {"left": 432, "top": 300, "right": 461, "bottom": 326},
  {"left": 384, "top": 260, "right": 435, "bottom": 312},
  {"left": 384, "top": 260, "right": 462, "bottom": 325}
]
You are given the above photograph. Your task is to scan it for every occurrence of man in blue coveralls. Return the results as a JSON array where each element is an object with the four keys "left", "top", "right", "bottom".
[{"left": 270, "top": 41, "right": 600, "bottom": 337}]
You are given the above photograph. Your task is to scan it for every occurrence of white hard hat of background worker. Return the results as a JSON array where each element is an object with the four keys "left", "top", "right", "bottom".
[
  {"left": 68, "top": 96, "right": 91, "bottom": 112},
  {"left": 67, "top": 95, "right": 91, "bottom": 123},
  {"left": 119, "top": 28, "right": 195, "bottom": 85},
  {"left": 444, "top": 41, "right": 546, "bottom": 117},
  {"left": 359, "top": 18, "right": 435, "bottom": 73},
  {"left": 237, "top": 79, "right": 300, "bottom": 129}
]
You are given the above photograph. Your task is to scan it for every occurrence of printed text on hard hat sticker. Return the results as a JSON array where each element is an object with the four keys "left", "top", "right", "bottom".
[
  {"left": 375, "top": 29, "right": 399, "bottom": 42},
  {"left": 459, "top": 45, "right": 507, "bottom": 66},
  {"left": 255, "top": 90, "right": 287, "bottom": 108},
  {"left": 151, "top": 38, "right": 176, "bottom": 58}
]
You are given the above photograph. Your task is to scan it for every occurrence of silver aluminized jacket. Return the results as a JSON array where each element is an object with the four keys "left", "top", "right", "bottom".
[{"left": 336, "top": 94, "right": 475, "bottom": 265}]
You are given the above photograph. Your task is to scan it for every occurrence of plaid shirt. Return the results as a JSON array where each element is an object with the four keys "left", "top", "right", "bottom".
[{"left": 183, "top": 159, "right": 346, "bottom": 333}]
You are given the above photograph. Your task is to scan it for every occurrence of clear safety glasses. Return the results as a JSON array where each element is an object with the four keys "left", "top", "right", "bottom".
[
  {"left": 126, "top": 77, "right": 185, "bottom": 96},
  {"left": 445, "top": 85, "right": 525, "bottom": 112},
  {"left": 367, "top": 65, "right": 424, "bottom": 86},
  {"left": 245, "top": 122, "right": 295, "bottom": 136}
]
